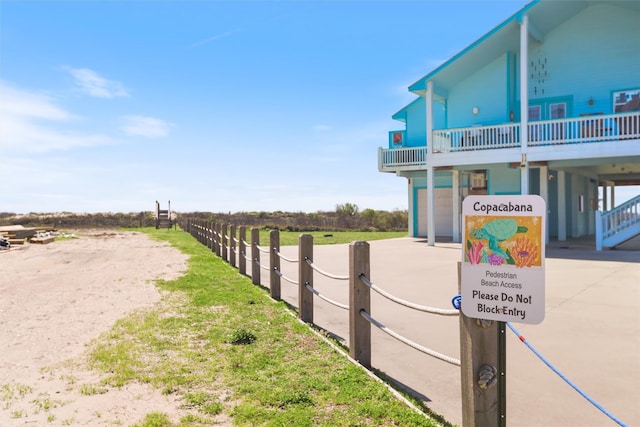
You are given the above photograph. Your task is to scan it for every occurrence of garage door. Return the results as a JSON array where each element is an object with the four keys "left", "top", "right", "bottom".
[{"left": 417, "top": 188, "right": 453, "bottom": 237}]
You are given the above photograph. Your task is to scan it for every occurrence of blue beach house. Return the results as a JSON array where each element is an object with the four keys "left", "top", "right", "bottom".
[{"left": 379, "top": 0, "right": 640, "bottom": 250}]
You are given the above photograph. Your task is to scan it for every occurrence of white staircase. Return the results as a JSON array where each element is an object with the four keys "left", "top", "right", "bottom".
[{"left": 596, "top": 194, "right": 640, "bottom": 250}]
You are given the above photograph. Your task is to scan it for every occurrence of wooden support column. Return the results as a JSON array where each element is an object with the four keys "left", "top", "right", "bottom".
[
  {"left": 251, "top": 228, "right": 260, "bottom": 286},
  {"left": 459, "top": 262, "right": 506, "bottom": 427},
  {"left": 229, "top": 225, "right": 237, "bottom": 268},
  {"left": 215, "top": 223, "right": 222, "bottom": 257},
  {"left": 270, "top": 229, "right": 281, "bottom": 300},
  {"left": 222, "top": 224, "right": 228, "bottom": 262},
  {"left": 298, "top": 234, "right": 314, "bottom": 323},
  {"left": 238, "top": 226, "right": 247, "bottom": 275},
  {"left": 349, "top": 241, "right": 371, "bottom": 368}
]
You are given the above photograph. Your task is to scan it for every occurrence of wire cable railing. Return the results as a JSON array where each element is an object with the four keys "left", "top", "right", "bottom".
[
  {"left": 360, "top": 275, "right": 459, "bottom": 316},
  {"left": 305, "top": 283, "right": 349, "bottom": 310},
  {"left": 180, "top": 219, "right": 630, "bottom": 426},
  {"left": 305, "top": 257, "right": 349, "bottom": 280},
  {"left": 360, "top": 310, "right": 460, "bottom": 366}
]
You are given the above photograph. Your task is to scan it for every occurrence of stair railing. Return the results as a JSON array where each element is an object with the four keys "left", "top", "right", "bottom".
[{"left": 596, "top": 194, "right": 640, "bottom": 250}]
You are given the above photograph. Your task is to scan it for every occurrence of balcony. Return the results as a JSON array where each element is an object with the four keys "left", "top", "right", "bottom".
[{"left": 379, "top": 112, "right": 639, "bottom": 172}]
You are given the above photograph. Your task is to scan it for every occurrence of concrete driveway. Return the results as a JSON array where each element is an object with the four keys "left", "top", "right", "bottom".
[{"left": 251, "top": 237, "right": 639, "bottom": 427}]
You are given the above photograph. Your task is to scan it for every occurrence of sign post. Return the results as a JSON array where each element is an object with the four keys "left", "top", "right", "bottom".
[
  {"left": 459, "top": 195, "right": 545, "bottom": 426},
  {"left": 461, "top": 195, "right": 546, "bottom": 324}
]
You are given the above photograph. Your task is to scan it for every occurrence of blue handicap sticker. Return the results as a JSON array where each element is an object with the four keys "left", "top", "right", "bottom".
[{"left": 451, "top": 294, "right": 462, "bottom": 310}]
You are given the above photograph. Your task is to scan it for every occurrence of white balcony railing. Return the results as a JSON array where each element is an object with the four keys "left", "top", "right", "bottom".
[{"left": 380, "top": 111, "right": 640, "bottom": 171}]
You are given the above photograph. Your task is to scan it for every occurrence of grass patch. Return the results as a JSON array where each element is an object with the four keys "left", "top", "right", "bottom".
[
  {"left": 85, "top": 227, "right": 441, "bottom": 426},
  {"left": 255, "top": 230, "right": 407, "bottom": 246}
]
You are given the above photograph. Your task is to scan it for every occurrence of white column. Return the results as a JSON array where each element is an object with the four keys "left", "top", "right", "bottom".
[
  {"left": 452, "top": 170, "right": 460, "bottom": 243},
  {"left": 602, "top": 184, "right": 608, "bottom": 211},
  {"left": 427, "top": 167, "right": 435, "bottom": 246},
  {"left": 520, "top": 15, "right": 529, "bottom": 195},
  {"left": 611, "top": 185, "right": 615, "bottom": 208},
  {"left": 521, "top": 160, "right": 529, "bottom": 195},
  {"left": 557, "top": 170, "right": 566, "bottom": 241},
  {"left": 408, "top": 179, "right": 415, "bottom": 237},
  {"left": 539, "top": 166, "right": 549, "bottom": 244},
  {"left": 426, "top": 80, "right": 435, "bottom": 246}
]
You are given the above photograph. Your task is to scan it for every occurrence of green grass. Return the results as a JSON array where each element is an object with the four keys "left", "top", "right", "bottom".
[
  {"left": 85, "top": 227, "right": 442, "bottom": 426},
  {"left": 251, "top": 230, "right": 407, "bottom": 246}
]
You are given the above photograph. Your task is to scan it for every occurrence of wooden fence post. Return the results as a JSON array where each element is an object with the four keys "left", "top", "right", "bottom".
[
  {"left": 298, "top": 234, "right": 313, "bottom": 323},
  {"left": 239, "top": 226, "right": 246, "bottom": 275},
  {"left": 229, "top": 225, "right": 237, "bottom": 268},
  {"left": 207, "top": 221, "right": 216, "bottom": 254},
  {"left": 269, "top": 229, "right": 281, "bottom": 300},
  {"left": 251, "top": 228, "right": 260, "bottom": 286},
  {"left": 215, "top": 223, "right": 222, "bottom": 257},
  {"left": 349, "top": 241, "right": 371, "bottom": 368},
  {"left": 222, "top": 224, "right": 228, "bottom": 262},
  {"left": 459, "top": 261, "right": 506, "bottom": 427}
]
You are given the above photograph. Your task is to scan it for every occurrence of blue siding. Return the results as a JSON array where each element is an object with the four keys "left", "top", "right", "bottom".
[
  {"left": 524, "top": 3, "right": 640, "bottom": 116},
  {"left": 486, "top": 165, "right": 521, "bottom": 195},
  {"left": 447, "top": 54, "right": 509, "bottom": 128},
  {"left": 402, "top": 97, "right": 446, "bottom": 147},
  {"left": 404, "top": 99, "right": 426, "bottom": 147}
]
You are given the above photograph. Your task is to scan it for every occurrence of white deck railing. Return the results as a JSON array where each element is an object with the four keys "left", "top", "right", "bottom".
[
  {"left": 378, "top": 146, "right": 428, "bottom": 170},
  {"left": 381, "top": 112, "right": 640, "bottom": 170}
]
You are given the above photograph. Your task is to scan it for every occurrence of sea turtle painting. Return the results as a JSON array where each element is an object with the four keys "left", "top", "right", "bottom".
[{"left": 469, "top": 218, "right": 528, "bottom": 259}]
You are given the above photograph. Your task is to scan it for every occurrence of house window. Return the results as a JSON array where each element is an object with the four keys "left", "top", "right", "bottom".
[
  {"left": 549, "top": 103, "right": 566, "bottom": 120},
  {"left": 613, "top": 89, "right": 640, "bottom": 113},
  {"left": 528, "top": 105, "right": 541, "bottom": 121}
]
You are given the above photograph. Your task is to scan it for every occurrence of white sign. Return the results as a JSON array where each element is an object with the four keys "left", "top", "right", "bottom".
[{"left": 461, "top": 195, "right": 546, "bottom": 324}]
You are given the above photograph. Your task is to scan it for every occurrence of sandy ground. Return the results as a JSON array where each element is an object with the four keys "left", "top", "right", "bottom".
[{"left": 0, "top": 230, "right": 197, "bottom": 426}]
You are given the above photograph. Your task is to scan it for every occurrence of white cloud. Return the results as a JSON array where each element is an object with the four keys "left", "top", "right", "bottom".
[
  {"left": 191, "top": 29, "right": 238, "bottom": 48},
  {"left": 1, "top": 81, "right": 74, "bottom": 120},
  {"left": 312, "top": 124, "right": 331, "bottom": 132},
  {"left": 0, "top": 81, "right": 113, "bottom": 154},
  {"left": 120, "top": 115, "right": 171, "bottom": 138},
  {"left": 65, "top": 67, "right": 130, "bottom": 98}
]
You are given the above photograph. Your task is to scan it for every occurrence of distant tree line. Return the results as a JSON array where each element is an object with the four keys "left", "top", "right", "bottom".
[{"left": 0, "top": 204, "right": 408, "bottom": 232}]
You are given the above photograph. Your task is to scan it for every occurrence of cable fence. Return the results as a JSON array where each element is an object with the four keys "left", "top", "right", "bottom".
[{"left": 179, "top": 218, "right": 630, "bottom": 427}]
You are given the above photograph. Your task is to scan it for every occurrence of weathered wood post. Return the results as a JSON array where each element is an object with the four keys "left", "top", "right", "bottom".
[
  {"left": 349, "top": 241, "right": 371, "bottom": 368},
  {"left": 459, "top": 261, "right": 506, "bottom": 427},
  {"left": 215, "top": 223, "right": 222, "bottom": 257},
  {"left": 298, "top": 234, "right": 313, "bottom": 323},
  {"left": 251, "top": 228, "right": 260, "bottom": 286},
  {"left": 269, "top": 229, "right": 281, "bottom": 300},
  {"left": 229, "top": 225, "right": 237, "bottom": 268},
  {"left": 239, "top": 226, "right": 247, "bottom": 275},
  {"left": 210, "top": 222, "right": 215, "bottom": 252},
  {"left": 222, "top": 224, "right": 228, "bottom": 262}
]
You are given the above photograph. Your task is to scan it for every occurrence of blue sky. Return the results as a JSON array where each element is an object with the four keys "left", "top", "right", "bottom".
[{"left": 5, "top": 0, "right": 632, "bottom": 215}]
